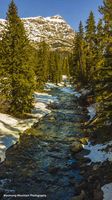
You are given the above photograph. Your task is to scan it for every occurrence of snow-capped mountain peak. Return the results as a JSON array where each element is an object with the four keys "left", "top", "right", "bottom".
[{"left": 0, "top": 15, "right": 75, "bottom": 51}]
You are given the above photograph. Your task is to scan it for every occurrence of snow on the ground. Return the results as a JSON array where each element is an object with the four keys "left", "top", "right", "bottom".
[
  {"left": 22, "top": 15, "right": 65, "bottom": 23},
  {"left": 45, "top": 80, "right": 81, "bottom": 97},
  {"left": 101, "top": 183, "right": 112, "bottom": 200},
  {"left": 74, "top": 91, "right": 81, "bottom": 98},
  {"left": 57, "top": 83, "right": 64, "bottom": 87},
  {"left": 80, "top": 88, "right": 91, "bottom": 96},
  {"left": 84, "top": 141, "right": 112, "bottom": 163},
  {"left": 0, "top": 91, "right": 58, "bottom": 162},
  {"left": 60, "top": 86, "right": 81, "bottom": 97},
  {"left": 60, "top": 87, "right": 75, "bottom": 94},
  {"left": 43, "top": 80, "right": 81, "bottom": 96},
  {"left": 87, "top": 104, "right": 96, "bottom": 121},
  {"left": 45, "top": 83, "right": 58, "bottom": 89},
  {"left": 34, "top": 92, "right": 58, "bottom": 104},
  {"left": 0, "top": 114, "right": 18, "bottom": 126},
  {"left": 62, "top": 75, "right": 67, "bottom": 81}
]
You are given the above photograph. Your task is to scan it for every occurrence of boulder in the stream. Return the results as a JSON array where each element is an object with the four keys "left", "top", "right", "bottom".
[
  {"left": 70, "top": 140, "right": 83, "bottom": 153},
  {"left": 71, "top": 190, "right": 86, "bottom": 200},
  {"left": 48, "top": 166, "right": 60, "bottom": 174}
]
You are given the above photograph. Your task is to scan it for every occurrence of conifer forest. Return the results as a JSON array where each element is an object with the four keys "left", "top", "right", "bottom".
[{"left": 0, "top": 0, "right": 112, "bottom": 200}]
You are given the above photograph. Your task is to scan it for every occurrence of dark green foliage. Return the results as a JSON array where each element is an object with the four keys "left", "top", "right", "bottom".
[
  {"left": 0, "top": 0, "right": 36, "bottom": 116},
  {"left": 95, "top": 19, "right": 104, "bottom": 73},
  {"left": 96, "top": 0, "right": 112, "bottom": 124},
  {"left": 34, "top": 41, "right": 68, "bottom": 87},
  {"left": 71, "top": 2, "right": 112, "bottom": 126},
  {"left": 85, "top": 11, "right": 96, "bottom": 42},
  {"left": 0, "top": 0, "right": 70, "bottom": 117},
  {"left": 35, "top": 41, "right": 49, "bottom": 90},
  {"left": 62, "top": 56, "right": 70, "bottom": 79},
  {"left": 48, "top": 51, "right": 62, "bottom": 84},
  {"left": 85, "top": 11, "right": 96, "bottom": 82},
  {"left": 71, "top": 21, "right": 87, "bottom": 85}
]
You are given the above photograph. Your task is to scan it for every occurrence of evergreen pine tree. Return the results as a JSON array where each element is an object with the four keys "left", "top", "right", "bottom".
[
  {"left": 96, "top": 0, "right": 112, "bottom": 124},
  {"left": 48, "top": 50, "right": 63, "bottom": 84},
  {"left": 93, "top": 19, "right": 105, "bottom": 92},
  {"left": 71, "top": 21, "right": 87, "bottom": 85},
  {"left": 62, "top": 56, "right": 70, "bottom": 79},
  {"left": 96, "top": 19, "right": 104, "bottom": 71},
  {"left": 54, "top": 52, "right": 62, "bottom": 84},
  {"left": 85, "top": 11, "right": 96, "bottom": 83},
  {"left": 35, "top": 41, "right": 49, "bottom": 89},
  {"left": 48, "top": 51, "right": 55, "bottom": 83},
  {"left": 0, "top": 0, "right": 36, "bottom": 116}
]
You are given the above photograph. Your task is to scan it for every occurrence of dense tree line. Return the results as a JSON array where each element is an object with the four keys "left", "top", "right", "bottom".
[
  {"left": 0, "top": 0, "right": 70, "bottom": 117},
  {"left": 0, "top": 0, "right": 111, "bottom": 128},
  {"left": 71, "top": 0, "right": 112, "bottom": 126}
]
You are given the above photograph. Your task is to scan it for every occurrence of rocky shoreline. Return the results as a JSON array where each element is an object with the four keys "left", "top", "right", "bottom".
[{"left": 71, "top": 87, "right": 112, "bottom": 200}]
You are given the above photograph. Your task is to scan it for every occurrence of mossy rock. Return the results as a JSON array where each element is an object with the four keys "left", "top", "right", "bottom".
[
  {"left": 70, "top": 141, "right": 83, "bottom": 153},
  {"left": 20, "top": 169, "right": 33, "bottom": 177},
  {"left": 24, "top": 128, "right": 44, "bottom": 137},
  {"left": 5, "top": 160, "right": 13, "bottom": 168}
]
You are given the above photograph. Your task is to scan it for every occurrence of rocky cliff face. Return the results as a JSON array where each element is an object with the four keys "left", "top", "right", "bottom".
[{"left": 0, "top": 15, "right": 75, "bottom": 51}]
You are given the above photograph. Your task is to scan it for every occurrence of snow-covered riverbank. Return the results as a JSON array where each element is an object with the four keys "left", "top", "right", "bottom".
[
  {"left": 0, "top": 79, "right": 76, "bottom": 163},
  {"left": 0, "top": 79, "right": 85, "bottom": 199},
  {"left": 76, "top": 87, "right": 112, "bottom": 200},
  {"left": 84, "top": 107, "right": 112, "bottom": 199},
  {"left": 87, "top": 104, "right": 96, "bottom": 121},
  {"left": 102, "top": 183, "right": 112, "bottom": 200},
  {"left": 84, "top": 140, "right": 112, "bottom": 163},
  {"left": 0, "top": 78, "right": 79, "bottom": 163},
  {"left": 0, "top": 89, "right": 58, "bottom": 162}
]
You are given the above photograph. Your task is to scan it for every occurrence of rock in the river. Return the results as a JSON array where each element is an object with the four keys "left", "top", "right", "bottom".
[
  {"left": 70, "top": 141, "right": 83, "bottom": 153},
  {"left": 80, "top": 137, "right": 89, "bottom": 145},
  {"left": 71, "top": 190, "right": 86, "bottom": 200},
  {"left": 48, "top": 166, "right": 60, "bottom": 174},
  {"left": 93, "top": 164, "right": 100, "bottom": 171}
]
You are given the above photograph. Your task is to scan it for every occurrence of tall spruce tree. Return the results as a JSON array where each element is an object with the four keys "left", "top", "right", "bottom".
[
  {"left": 48, "top": 51, "right": 56, "bottom": 83},
  {"left": 96, "top": 19, "right": 104, "bottom": 71},
  {"left": 62, "top": 56, "right": 70, "bottom": 79},
  {"left": 54, "top": 52, "right": 62, "bottom": 84},
  {"left": 93, "top": 19, "right": 105, "bottom": 89},
  {"left": 71, "top": 21, "right": 87, "bottom": 84},
  {"left": 0, "top": 0, "right": 36, "bottom": 116},
  {"left": 96, "top": 0, "right": 112, "bottom": 124},
  {"left": 85, "top": 11, "right": 96, "bottom": 83},
  {"left": 93, "top": 19, "right": 105, "bottom": 94},
  {"left": 35, "top": 41, "right": 49, "bottom": 89},
  {"left": 48, "top": 51, "right": 62, "bottom": 84}
]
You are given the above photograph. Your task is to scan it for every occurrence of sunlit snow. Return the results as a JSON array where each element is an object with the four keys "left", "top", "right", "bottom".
[
  {"left": 84, "top": 141, "right": 112, "bottom": 163},
  {"left": 101, "top": 183, "right": 112, "bottom": 200},
  {"left": 0, "top": 91, "right": 58, "bottom": 162},
  {"left": 60, "top": 86, "right": 81, "bottom": 97},
  {"left": 87, "top": 104, "right": 96, "bottom": 121}
]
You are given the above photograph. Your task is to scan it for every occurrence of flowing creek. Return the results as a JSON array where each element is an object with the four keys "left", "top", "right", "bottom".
[{"left": 0, "top": 85, "right": 88, "bottom": 200}]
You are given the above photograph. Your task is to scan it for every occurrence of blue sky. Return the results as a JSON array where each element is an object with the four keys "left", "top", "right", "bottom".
[{"left": 0, "top": 0, "right": 103, "bottom": 30}]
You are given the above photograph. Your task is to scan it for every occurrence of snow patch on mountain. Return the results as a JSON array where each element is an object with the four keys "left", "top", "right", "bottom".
[{"left": 0, "top": 15, "right": 75, "bottom": 51}]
